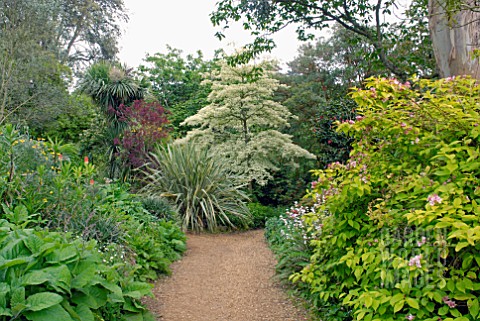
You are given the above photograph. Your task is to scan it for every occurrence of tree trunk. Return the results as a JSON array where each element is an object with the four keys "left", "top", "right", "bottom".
[{"left": 429, "top": 0, "right": 480, "bottom": 78}]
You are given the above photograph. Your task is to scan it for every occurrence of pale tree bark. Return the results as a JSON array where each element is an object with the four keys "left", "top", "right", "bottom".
[{"left": 429, "top": 0, "right": 480, "bottom": 78}]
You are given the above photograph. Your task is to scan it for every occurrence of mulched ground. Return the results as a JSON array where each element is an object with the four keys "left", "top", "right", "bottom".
[{"left": 143, "top": 229, "right": 311, "bottom": 321}]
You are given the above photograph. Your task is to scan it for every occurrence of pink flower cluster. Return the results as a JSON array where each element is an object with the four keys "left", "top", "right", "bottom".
[
  {"left": 408, "top": 254, "right": 422, "bottom": 268},
  {"left": 427, "top": 194, "right": 442, "bottom": 206},
  {"left": 281, "top": 200, "right": 324, "bottom": 243},
  {"left": 416, "top": 236, "right": 427, "bottom": 247},
  {"left": 406, "top": 314, "right": 415, "bottom": 320},
  {"left": 327, "top": 161, "right": 343, "bottom": 170},
  {"left": 442, "top": 296, "right": 456, "bottom": 308},
  {"left": 345, "top": 160, "right": 357, "bottom": 170},
  {"left": 444, "top": 76, "right": 456, "bottom": 82},
  {"left": 388, "top": 78, "right": 411, "bottom": 90}
]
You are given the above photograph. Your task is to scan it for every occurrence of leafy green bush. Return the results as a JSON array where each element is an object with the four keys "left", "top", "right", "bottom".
[
  {"left": 0, "top": 125, "right": 187, "bottom": 317},
  {"left": 247, "top": 202, "right": 285, "bottom": 228},
  {"left": 143, "top": 143, "right": 251, "bottom": 231},
  {"left": 0, "top": 125, "right": 78, "bottom": 214},
  {"left": 292, "top": 77, "right": 480, "bottom": 321},
  {"left": 59, "top": 182, "right": 187, "bottom": 282},
  {"left": 0, "top": 220, "right": 153, "bottom": 321},
  {"left": 139, "top": 196, "right": 180, "bottom": 223},
  {"left": 125, "top": 219, "right": 186, "bottom": 281}
]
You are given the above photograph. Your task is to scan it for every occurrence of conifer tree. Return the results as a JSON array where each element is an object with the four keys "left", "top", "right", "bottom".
[{"left": 179, "top": 60, "right": 315, "bottom": 185}]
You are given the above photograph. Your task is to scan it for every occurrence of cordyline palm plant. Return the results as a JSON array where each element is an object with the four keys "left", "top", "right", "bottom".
[
  {"left": 79, "top": 61, "right": 146, "bottom": 113},
  {"left": 78, "top": 61, "right": 147, "bottom": 179},
  {"left": 142, "top": 143, "right": 251, "bottom": 232}
]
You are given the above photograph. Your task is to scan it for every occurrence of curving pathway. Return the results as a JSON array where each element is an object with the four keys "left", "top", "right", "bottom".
[{"left": 144, "top": 229, "right": 310, "bottom": 321}]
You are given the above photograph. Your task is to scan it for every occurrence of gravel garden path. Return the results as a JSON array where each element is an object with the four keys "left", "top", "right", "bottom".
[{"left": 144, "top": 229, "right": 310, "bottom": 321}]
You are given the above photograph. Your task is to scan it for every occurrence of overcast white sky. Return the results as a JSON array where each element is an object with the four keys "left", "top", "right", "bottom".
[{"left": 117, "top": 0, "right": 325, "bottom": 69}]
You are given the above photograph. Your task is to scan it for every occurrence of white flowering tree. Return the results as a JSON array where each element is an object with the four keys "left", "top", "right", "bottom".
[{"left": 179, "top": 60, "right": 315, "bottom": 185}]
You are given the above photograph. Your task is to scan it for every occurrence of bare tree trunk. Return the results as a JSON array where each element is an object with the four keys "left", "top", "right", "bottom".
[{"left": 429, "top": 0, "right": 480, "bottom": 78}]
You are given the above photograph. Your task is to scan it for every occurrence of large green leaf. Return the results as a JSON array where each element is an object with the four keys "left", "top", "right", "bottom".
[
  {"left": 22, "top": 265, "right": 72, "bottom": 294},
  {"left": 26, "top": 292, "right": 63, "bottom": 311},
  {"left": 23, "top": 234, "right": 44, "bottom": 256},
  {"left": 73, "top": 304, "right": 94, "bottom": 321},
  {"left": 71, "top": 261, "right": 97, "bottom": 289},
  {"left": 100, "top": 280, "right": 124, "bottom": 303},
  {"left": 10, "top": 286, "right": 26, "bottom": 315},
  {"left": 123, "top": 282, "right": 153, "bottom": 299},
  {"left": 24, "top": 303, "right": 74, "bottom": 321},
  {"left": 0, "top": 257, "right": 30, "bottom": 270},
  {"left": 0, "top": 231, "right": 30, "bottom": 258},
  {"left": 22, "top": 270, "right": 50, "bottom": 286},
  {"left": 45, "top": 245, "right": 78, "bottom": 264},
  {"left": 0, "top": 306, "right": 12, "bottom": 317},
  {"left": 72, "top": 286, "right": 108, "bottom": 309}
]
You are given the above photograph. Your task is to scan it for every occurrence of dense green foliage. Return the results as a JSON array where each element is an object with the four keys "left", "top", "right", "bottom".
[
  {"left": 270, "top": 77, "right": 480, "bottom": 320},
  {"left": 246, "top": 203, "right": 286, "bottom": 229},
  {"left": 261, "top": 27, "right": 363, "bottom": 205},
  {"left": 138, "top": 196, "right": 180, "bottom": 223},
  {"left": 0, "top": 222, "right": 154, "bottom": 321},
  {"left": 0, "top": 124, "right": 186, "bottom": 320},
  {"left": 142, "top": 143, "right": 251, "bottom": 232},
  {"left": 138, "top": 47, "right": 218, "bottom": 137}
]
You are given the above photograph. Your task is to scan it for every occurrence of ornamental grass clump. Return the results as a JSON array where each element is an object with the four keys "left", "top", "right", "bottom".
[
  {"left": 142, "top": 143, "right": 251, "bottom": 232},
  {"left": 292, "top": 76, "right": 480, "bottom": 321}
]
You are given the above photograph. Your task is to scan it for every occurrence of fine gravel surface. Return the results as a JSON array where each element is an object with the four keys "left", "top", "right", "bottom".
[{"left": 144, "top": 229, "right": 310, "bottom": 321}]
